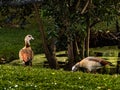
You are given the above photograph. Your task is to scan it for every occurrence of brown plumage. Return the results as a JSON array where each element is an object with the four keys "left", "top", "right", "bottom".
[
  {"left": 72, "top": 57, "right": 114, "bottom": 73},
  {"left": 19, "top": 34, "right": 34, "bottom": 66}
]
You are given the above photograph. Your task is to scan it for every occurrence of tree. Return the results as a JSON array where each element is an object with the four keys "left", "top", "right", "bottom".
[
  {"left": 42, "top": 0, "right": 120, "bottom": 70},
  {"left": 43, "top": 0, "right": 83, "bottom": 70},
  {"left": 0, "top": 0, "right": 59, "bottom": 69},
  {"left": 80, "top": 0, "right": 119, "bottom": 57},
  {"left": 33, "top": 3, "right": 59, "bottom": 69}
]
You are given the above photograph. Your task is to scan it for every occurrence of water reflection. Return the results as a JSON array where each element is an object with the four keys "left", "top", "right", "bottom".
[{"left": 90, "top": 46, "right": 119, "bottom": 74}]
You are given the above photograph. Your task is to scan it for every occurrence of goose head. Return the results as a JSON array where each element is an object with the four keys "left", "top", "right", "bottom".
[
  {"left": 72, "top": 62, "right": 80, "bottom": 72},
  {"left": 24, "top": 34, "right": 34, "bottom": 46}
]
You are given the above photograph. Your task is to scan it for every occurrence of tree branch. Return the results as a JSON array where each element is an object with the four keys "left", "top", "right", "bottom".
[
  {"left": 75, "top": 0, "right": 81, "bottom": 11},
  {"left": 81, "top": 0, "right": 90, "bottom": 14},
  {"left": 90, "top": 18, "right": 101, "bottom": 28}
]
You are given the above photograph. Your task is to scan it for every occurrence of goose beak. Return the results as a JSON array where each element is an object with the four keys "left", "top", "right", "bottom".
[
  {"left": 31, "top": 37, "right": 34, "bottom": 40},
  {"left": 72, "top": 66, "right": 76, "bottom": 72}
]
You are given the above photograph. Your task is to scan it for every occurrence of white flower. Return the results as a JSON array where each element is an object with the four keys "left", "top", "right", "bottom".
[
  {"left": 78, "top": 77, "right": 81, "bottom": 79},
  {"left": 15, "top": 85, "right": 18, "bottom": 88},
  {"left": 79, "top": 86, "right": 84, "bottom": 88},
  {"left": 54, "top": 82, "right": 57, "bottom": 85},
  {"left": 34, "top": 85, "right": 37, "bottom": 87},
  {"left": 97, "top": 86, "right": 101, "bottom": 89}
]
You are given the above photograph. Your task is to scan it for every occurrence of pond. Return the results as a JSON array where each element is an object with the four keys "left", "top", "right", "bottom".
[
  {"left": 90, "top": 46, "right": 120, "bottom": 74},
  {"left": 90, "top": 46, "right": 119, "bottom": 65}
]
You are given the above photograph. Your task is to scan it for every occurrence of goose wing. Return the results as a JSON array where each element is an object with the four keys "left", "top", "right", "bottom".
[
  {"left": 86, "top": 57, "right": 112, "bottom": 66},
  {"left": 19, "top": 47, "right": 33, "bottom": 62}
]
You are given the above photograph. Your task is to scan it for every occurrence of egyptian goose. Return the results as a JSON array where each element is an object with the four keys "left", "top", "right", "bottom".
[
  {"left": 19, "top": 34, "right": 34, "bottom": 66},
  {"left": 72, "top": 57, "right": 114, "bottom": 73}
]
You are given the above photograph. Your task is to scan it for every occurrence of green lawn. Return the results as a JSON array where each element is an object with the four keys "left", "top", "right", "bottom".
[
  {"left": 0, "top": 64, "right": 120, "bottom": 90},
  {"left": 0, "top": 52, "right": 119, "bottom": 90}
]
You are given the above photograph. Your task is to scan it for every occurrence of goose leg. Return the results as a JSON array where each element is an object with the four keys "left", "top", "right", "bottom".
[
  {"left": 29, "top": 61, "right": 32, "bottom": 66},
  {"left": 86, "top": 69, "right": 91, "bottom": 73}
]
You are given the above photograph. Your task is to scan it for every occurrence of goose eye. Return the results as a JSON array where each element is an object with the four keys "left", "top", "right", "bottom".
[{"left": 28, "top": 35, "right": 31, "bottom": 37}]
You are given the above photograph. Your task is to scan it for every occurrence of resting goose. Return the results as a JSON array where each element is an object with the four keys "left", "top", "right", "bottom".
[
  {"left": 19, "top": 34, "right": 34, "bottom": 66},
  {"left": 72, "top": 57, "right": 114, "bottom": 73}
]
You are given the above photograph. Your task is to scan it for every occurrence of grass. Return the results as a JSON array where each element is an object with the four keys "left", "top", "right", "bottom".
[
  {"left": 0, "top": 64, "right": 120, "bottom": 90},
  {"left": 0, "top": 51, "right": 119, "bottom": 90}
]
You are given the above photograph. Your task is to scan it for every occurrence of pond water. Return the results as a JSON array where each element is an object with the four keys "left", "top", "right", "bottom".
[
  {"left": 90, "top": 46, "right": 119, "bottom": 65},
  {"left": 90, "top": 46, "right": 120, "bottom": 74}
]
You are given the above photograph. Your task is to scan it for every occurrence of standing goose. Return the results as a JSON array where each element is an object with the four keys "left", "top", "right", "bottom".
[
  {"left": 72, "top": 57, "right": 114, "bottom": 73},
  {"left": 19, "top": 34, "right": 34, "bottom": 66}
]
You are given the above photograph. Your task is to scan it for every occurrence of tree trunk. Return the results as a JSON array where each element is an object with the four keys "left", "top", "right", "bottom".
[
  {"left": 82, "top": 38, "right": 86, "bottom": 58},
  {"left": 116, "top": 20, "right": 119, "bottom": 33},
  {"left": 116, "top": 52, "right": 120, "bottom": 74},
  {"left": 116, "top": 19, "right": 120, "bottom": 74},
  {"left": 65, "top": 35, "right": 80, "bottom": 70},
  {"left": 33, "top": 3, "right": 59, "bottom": 69},
  {"left": 77, "top": 36, "right": 85, "bottom": 60},
  {"left": 66, "top": 39, "right": 75, "bottom": 70},
  {"left": 85, "top": 17, "right": 90, "bottom": 57},
  {"left": 73, "top": 37, "right": 79, "bottom": 63}
]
